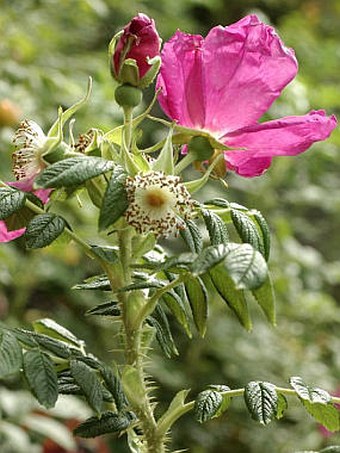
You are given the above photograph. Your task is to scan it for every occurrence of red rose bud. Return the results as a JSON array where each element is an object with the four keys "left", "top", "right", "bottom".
[{"left": 110, "top": 13, "right": 161, "bottom": 88}]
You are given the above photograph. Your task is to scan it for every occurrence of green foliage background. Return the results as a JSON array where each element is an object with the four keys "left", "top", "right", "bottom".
[{"left": 0, "top": 0, "right": 340, "bottom": 452}]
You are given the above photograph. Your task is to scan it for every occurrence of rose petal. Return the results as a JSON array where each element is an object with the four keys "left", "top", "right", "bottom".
[
  {"left": 0, "top": 221, "right": 25, "bottom": 243},
  {"left": 157, "top": 31, "right": 206, "bottom": 128},
  {"left": 224, "top": 110, "right": 337, "bottom": 177},
  {"left": 203, "top": 15, "right": 298, "bottom": 134}
]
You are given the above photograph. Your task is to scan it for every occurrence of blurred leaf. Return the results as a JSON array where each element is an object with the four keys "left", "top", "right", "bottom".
[
  {"left": 72, "top": 274, "right": 111, "bottom": 291},
  {"left": 251, "top": 210, "right": 271, "bottom": 261},
  {"left": 0, "top": 187, "right": 26, "bottom": 220},
  {"left": 147, "top": 305, "right": 178, "bottom": 358},
  {"left": 251, "top": 275, "right": 276, "bottom": 325},
  {"left": 90, "top": 244, "right": 118, "bottom": 263},
  {"left": 23, "top": 348, "right": 58, "bottom": 409},
  {"left": 276, "top": 393, "right": 288, "bottom": 420},
  {"left": 0, "top": 330, "right": 23, "bottom": 378},
  {"left": 162, "top": 290, "right": 191, "bottom": 337},
  {"left": 25, "top": 213, "right": 66, "bottom": 248}
]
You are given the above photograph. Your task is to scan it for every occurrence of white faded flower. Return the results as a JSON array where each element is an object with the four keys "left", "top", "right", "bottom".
[
  {"left": 12, "top": 119, "right": 48, "bottom": 181},
  {"left": 125, "top": 171, "right": 195, "bottom": 237}
]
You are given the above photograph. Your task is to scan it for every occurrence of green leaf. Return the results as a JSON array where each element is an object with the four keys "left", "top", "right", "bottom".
[
  {"left": 191, "top": 244, "right": 232, "bottom": 276},
  {"left": 152, "top": 127, "right": 175, "bottom": 174},
  {"left": 251, "top": 274, "right": 276, "bottom": 325},
  {"left": 32, "top": 318, "right": 83, "bottom": 348},
  {"left": 201, "top": 209, "right": 229, "bottom": 245},
  {"left": 73, "top": 411, "right": 131, "bottom": 438},
  {"left": 251, "top": 210, "right": 271, "bottom": 261},
  {"left": 35, "top": 157, "right": 114, "bottom": 189},
  {"left": 231, "top": 209, "right": 263, "bottom": 254},
  {"left": 185, "top": 276, "right": 208, "bottom": 337},
  {"left": 25, "top": 213, "right": 66, "bottom": 249},
  {"left": 72, "top": 274, "right": 111, "bottom": 291},
  {"left": 276, "top": 393, "right": 288, "bottom": 419},
  {"left": 194, "top": 389, "right": 224, "bottom": 423},
  {"left": 90, "top": 245, "right": 118, "bottom": 263},
  {"left": 0, "top": 187, "right": 26, "bottom": 220},
  {"left": 70, "top": 360, "right": 104, "bottom": 414},
  {"left": 162, "top": 290, "right": 191, "bottom": 337},
  {"left": 244, "top": 381, "right": 278, "bottom": 425},
  {"left": 22, "top": 331, "right": 71, "bottom": 359},
  {"left": 223, "top": 243, "right": 268, "bottom": 290},
  {"left": 147, "top": 305, "right": 178, "bottom": 358},
  {"left": 303, "top": 401, "right": 340, "bottom": 432},
  {"left": 0, "top": 330, "right": 23, "bottom": 378},
  {"left": 85, "top": 301, "right": 121, "bottom": 317},
  {"left": 209, "top": 266, "right": 252, "bottom": 331},
  {"left": 289, "top": 376, "right": 331, "bottom": 403},
  {"left": 180, "top": 219, "right": 204, "bottom": 253},
  {"left": 157, "top": 389, "right": 190, "bottom": 435},
  {"left": 101, "top": 366, "right": 128, "bottom": 412},
  {"left": 98, "top": 165, "right": 128, "bottom": 231},
  {"left": 23, "top": 348, "right": 58, "bottom": 408}
]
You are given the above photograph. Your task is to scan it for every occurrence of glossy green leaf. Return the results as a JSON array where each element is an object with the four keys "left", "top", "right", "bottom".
[
  {"left": 73, "top": 411, "right": 131, "bottom": 438},
  {"left": 70, "top": 360, "right": 104, "bottom": 414},
  {"left": 244, "top": 381, "right": 278, "bottom": 425},
  {"left": 185, "top": 276, "right": 208, "bottom": 337},
  {"left": 194, "top": 389, "right": 224, "bottom": 423},
  {"left": 98, "top": 165, "right": 128, "bottom": 231},
  {"left": 0, "top": 187, "right": 26, "bottom": 220},
  {"left": 0, "top": 330, "right": 23, "bottom": 378},
  {"left": 191, "top": 244, "right": 232, "bottom": 276},
  {"left": 223, "top": 243, "right": 268, "bottom": 290},
  {"left": 303, "top": 401, "right": 340, "bottom": 432},
  {"left": 35, "top": 156, "right": 114, "bottom": 189},
  {"left": 25, "top": 213, "right": 66, "bottom": 249},
  {"left": 201, "top": 209, "right": 229, "bottom": 245},
  {"left": 32, "top": 318, "right": 83, "bottom": 348},
  {"left": 23, "top": 348, "right": 58, "bottom": 409},
  {"left": 209, "top": 265, "right": 252, "bottom": 331},
  {"left": 290, "top": 376, "right": 331, "bottom": 403},
  {"left": 252, "top": 274, "right": 276, "bottom": 325}
]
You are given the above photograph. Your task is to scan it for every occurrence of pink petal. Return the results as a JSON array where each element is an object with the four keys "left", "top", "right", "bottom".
[
  {"left": 203, "top": 15, "right": 298, "bottom": 134},
  {"left": 157, "top": 31, "right": 206, "bottom": 128},
  {"left": 0, "top": 220, "right": 25, "bottom": 243},
  {"left": 157, "top": 15, "right": 298, "bottom": 135},
  {"left": 9, "top": 179, "right": 51, "bottom": 203},
  {"left": 223, "top": 110, "right": 338, "bottom": 177}
]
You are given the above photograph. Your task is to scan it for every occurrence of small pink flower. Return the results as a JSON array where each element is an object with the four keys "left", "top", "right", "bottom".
[
  {"left": 157, "top": 15, "right": 337, "bottom": 177},
  {"left": 112, "top": 13, "right": 161, "bottom": 83}
]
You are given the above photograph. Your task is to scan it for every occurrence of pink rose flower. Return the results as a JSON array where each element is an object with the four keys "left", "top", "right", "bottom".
[
  {"left": 157, "top": 15, "right": 337, "bottom": 177},
  {"left": 112, "top": 13, "right": 161, "bottom": 82}
]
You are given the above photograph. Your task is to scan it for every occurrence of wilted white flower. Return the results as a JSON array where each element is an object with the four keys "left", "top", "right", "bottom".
[
  {"left": 12, "top": 119, "right": 48, "bottom": 181},
  {"left": 125, "top": 171, "right": 194, "bottom": 237}
]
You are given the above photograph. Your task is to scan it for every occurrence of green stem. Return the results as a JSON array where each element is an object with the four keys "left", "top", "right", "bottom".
[
  {"left": 108, "top": 227, "right": 166, "bottom": 453},
  {"left": 174, "top": 151, "right": 197, "bottom": 175}
]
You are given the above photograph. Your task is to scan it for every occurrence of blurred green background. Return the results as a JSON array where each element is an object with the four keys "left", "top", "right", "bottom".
[{"left": 0, "top": 0, "right": 340, "bottom": 452}]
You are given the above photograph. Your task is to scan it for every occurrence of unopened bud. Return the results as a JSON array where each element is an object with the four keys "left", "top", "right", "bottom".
[
  {"left": 114, "top": 84, "right": 143, "bottom": 109},
  {"left": 187, "top": 136, "right": 215, "bottom": 161}
]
